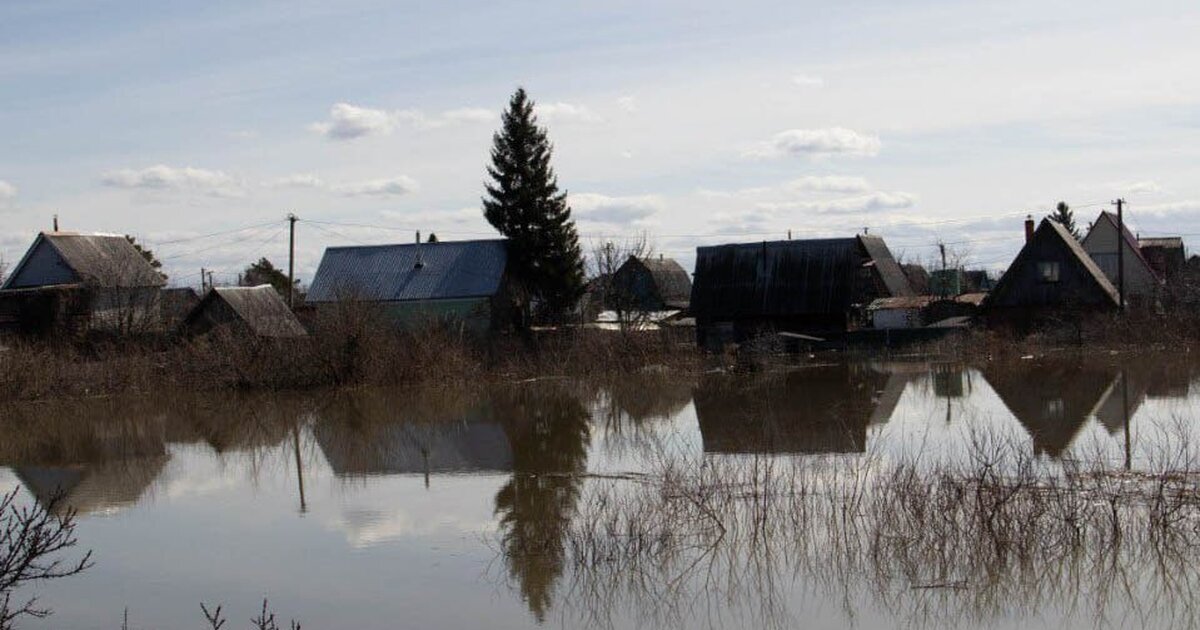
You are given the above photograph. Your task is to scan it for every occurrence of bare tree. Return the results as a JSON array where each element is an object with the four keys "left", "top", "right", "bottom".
[
  {"left": 0, "top": 489, "right": 93, "bottom": 630},
  {"left": 588, "top": 234, "right": 656, "bottom": 333}
]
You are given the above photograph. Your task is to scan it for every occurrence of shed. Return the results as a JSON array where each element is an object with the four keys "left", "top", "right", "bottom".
[
  {"left": 0, "top": 232, "right": 166, "bottom": 335},
  {"left": 986, "top": 219, "right": 1120, "bottom": 317},
  {"left": 182, "top": 285, "right": 307, "bottom": 338},
  {"left": 1081, "top": 211, "right": 1161, "bottom": 302},
  {"left": 1138, "top": 236, "right": 1186, "bottom": 280},
  {"left": 690, "top": 234, "right": 912, "bottom": 347},
  {"left": 609, "top": 255, "right": 692, "bottom": 311},
  {"left": 306, "top": 239, "right": 511, "bottom": 333}
]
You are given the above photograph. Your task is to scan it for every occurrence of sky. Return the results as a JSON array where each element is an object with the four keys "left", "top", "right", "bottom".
[{"left": 2, "top": 0, "right": 1199, "bottom": 287}]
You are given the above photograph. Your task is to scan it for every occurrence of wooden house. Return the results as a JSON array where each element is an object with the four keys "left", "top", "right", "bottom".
[
  {"left": 1080, "top": 211, "right": 1161, "bottom": 303},
  {"left": 182, "top": 285, "right": 307, "bottom": 338},
  {"left": 985, "top": 218, "right": 1119, "bottom": 319},
  {"left": 306, "top": 239, "right": 513, "bottom": 334},
  {"left": 690, "top": 235, "right": 913, "bottom": 348},
  {"left": 608, "top": 255, "right": 692, "bottom": 311},
  {"left": 0, "top": 232, "right": 166, "bottom": 335}
]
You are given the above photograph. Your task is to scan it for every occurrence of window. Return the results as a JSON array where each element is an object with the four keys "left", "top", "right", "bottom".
[{"left": 1037, "top": 262, "right": 1060, "bottom": 283}]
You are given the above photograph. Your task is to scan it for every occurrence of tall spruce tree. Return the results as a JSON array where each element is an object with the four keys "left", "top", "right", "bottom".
[
  {"left": 483, "top": 88, "right": 585, "bottom": 320},
  {"left": 1049, "top": 201, "right": 1080, "bottom": 240}
]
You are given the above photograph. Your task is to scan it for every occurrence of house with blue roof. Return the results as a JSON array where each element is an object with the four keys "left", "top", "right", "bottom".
[{"left": 305, "top": 238, "right": 513, "bottom": 333}]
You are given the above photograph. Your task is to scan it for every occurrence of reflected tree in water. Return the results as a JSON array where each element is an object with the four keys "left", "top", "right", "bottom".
[{"left": 493, "top": 384, "right": 592, "bottom": 622}]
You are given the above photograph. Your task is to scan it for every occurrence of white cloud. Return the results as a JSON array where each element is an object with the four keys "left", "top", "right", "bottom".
[
  {"left": 785, "top": 175, "right": 872, "bottom": 194},
  {"left": 616, "top": 95, "right": 637, "bottom": 112},
  {"left": 310, "top": 103, "right": 396, "bottom": 140},
  {"left": 265, "top": 173, "right": 326, "bottom": 189},
  {"left": 791, "top": 74, "right": 825, "bottom": 87},
  {"left": 536, "top": 102, "right": 602, "bottom": 123},
  {"left": 335, "top": 175, "right": 420, "bottom": 197},
  {"left": 745, "top": 127, "right": 882, "bottom": 158},
  {"left": 311, "top": 103, "right": 495, "bottom": 139},
  {"left": 1114, "top": 180, "right": 1161, "bottom": 195},
  {"left": 0, "top": 180, "right": 16, "bottom": 201},
  {"left": 101, "top": 165, "right": 243, "bottom": 197},
  {"left": 571, "top": 193, "right": 663, "bottom": 224},
  {"left": 759, "top": 191, "right": 916, "bottom": 215}
]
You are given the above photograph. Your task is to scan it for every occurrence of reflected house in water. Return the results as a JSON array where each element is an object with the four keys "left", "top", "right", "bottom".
[
  {"left": 983, "top": 359, "right": 1120, "bottom": 456},
  {"left": 312, "top": 389, "right": 512, "bottom": 477},
  {"left": 0, "top": 399, "right": 171, "bottom": 515},
  {"left": 694, "top": 364, "right": 903, "bottom": 454}
]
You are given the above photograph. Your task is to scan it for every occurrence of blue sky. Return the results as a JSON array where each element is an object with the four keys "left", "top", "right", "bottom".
[{"left": 2, "top": 0, "right": 1199, "bottom": 285}]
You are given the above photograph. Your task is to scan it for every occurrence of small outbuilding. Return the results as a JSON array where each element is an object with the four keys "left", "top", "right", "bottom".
[
  {"left": 182, "top": 285, "right": 307, "bottom": 338},
  {"left": 306, "top": 239, "right": 512, "bottom": 333},
  {"left": 1138, "top": 236, "right": 1186, "bottom": 280},
  {"left": 690, "top": 234, "right": 913, "bottom": 347},
  {"left": 986, "top": 218, "right": 1119, "bottom": 317},
  {"left": 608, "top": 255, "right": 692, "bottom": 311},
  {"left": 1081, "top": 211, "right": 1161, "bottom": 303},
  {"left": 0, "top": 232, "right": 166, "bottom": 335}
]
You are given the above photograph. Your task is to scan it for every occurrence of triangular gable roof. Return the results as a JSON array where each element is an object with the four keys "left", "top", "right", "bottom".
[
  {"left": 187, "top": 285, "right": 307, "bottom": 337},
  {"left": 306, "top": 239, "right": 507, "bottom": 303},
  {"left": 1, "top": 232, "right": 165, "bottom": 290},
  {"left": 1083, "top": 211, "right": 1160, "bottom": 280},
  {"left": 987, "top": 219, "right": 1120, "bottom": 309}
]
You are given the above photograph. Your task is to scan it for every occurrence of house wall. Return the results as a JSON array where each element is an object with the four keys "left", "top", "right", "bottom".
[
  {"left": 989, "top": 232, "right": 1116, "bottom": 311},
  {"left": 379, "top": 297, "right": 493, "bottom": 334},
  {"left": 5, "top": 240, "right": 77, "bottom": 288},
  {"left": 90, "top": 288, "right": 163, "bottom": 333},
  {"left": 1082, "top": 221, "right": 1158, "bottom": 298},
  {"left": 872, "top": 307, "right": 921, "bottom": 329}
]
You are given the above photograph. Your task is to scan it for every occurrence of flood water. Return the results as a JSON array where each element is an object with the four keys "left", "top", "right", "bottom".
[{"left": 3, "top": 353, "right": 1200, "bottom": 629}]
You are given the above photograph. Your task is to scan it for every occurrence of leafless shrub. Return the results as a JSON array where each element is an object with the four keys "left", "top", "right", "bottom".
[
  {"left": 0, "top": 489, "right": 93, "bottom": 630},
  {"left": 541, "top": 428, "right": 1200, "bottom": 629},
  {"left": 199, "top": 599, "right": 300, "bottom": 630}
]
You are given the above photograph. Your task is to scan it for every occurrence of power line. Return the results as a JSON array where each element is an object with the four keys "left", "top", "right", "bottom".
[{"left": 153, "top": 219, "right": 284, "bottom": 246}]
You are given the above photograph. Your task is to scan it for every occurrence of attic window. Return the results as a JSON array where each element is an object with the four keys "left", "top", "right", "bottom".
[{"left": 1037, "top": 262, "right": 1060, "bottom": 283}]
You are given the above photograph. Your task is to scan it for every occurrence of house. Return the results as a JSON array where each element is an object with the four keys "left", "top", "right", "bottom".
[
  {"left": 160, "top": 287, "right": 200, "bottom": 329},
  {"left": 1080, "top": 211, "right": 1161, "bottom": 303},
  {"left": 181, "top": 285, "right": 307, "bottom": 338},
  {"left": 690, "top": 235, "right": 913, "bottom": 347},
  {"left": 608, "top": 255, "right": 692, "bottom": 311},
  {"left": 985, "top": 218, "right": 1120, "bottom": 318},
  {"left": 1138, "top": 236, "right": 1186, "bottom": 280},
  {"left": 868, "top": 292, "right": 987, "bottom": 329},
  {"left": 0, "top": 232, "right": 166, "bottom": 335},
  {"left": 306, "top": 239, "right": 512, "bottom": 333}
]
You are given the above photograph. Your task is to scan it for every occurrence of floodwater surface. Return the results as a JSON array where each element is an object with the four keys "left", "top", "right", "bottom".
[{"left": 2, "top": 353, "right": 1200, "bottom": 629}]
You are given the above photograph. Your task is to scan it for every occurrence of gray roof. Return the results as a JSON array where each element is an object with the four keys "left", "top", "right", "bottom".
[
  {"left": 191, "top": 285, "right": 307, "bottom": 337},
  {"left": 636, "top": 256, "right": 693, "bottom": 307},
  {"left": 858, "top": 235, "right": 915, "bottom": 297},
  {"left": 307, "top": 239, "right": 507, "bottom": 303},
  {"left": 2, "top": 232, "right": 166, "bottom": 290}
]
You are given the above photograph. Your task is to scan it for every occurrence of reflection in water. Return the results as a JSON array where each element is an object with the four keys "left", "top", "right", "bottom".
[
  {"left": 313, "top": 388, "right": 513, "bottom": 479},
  {"left": 694, "top": 364, "right": 900, "bottom": 454},
  {"left": 3, "top": 354, "right": 1200, "bottom": 629},
  {"left": 493, "top": 384, "right": 592, "bottom": 623}
]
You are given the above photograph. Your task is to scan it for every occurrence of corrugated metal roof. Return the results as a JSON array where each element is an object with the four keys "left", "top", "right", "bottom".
[
  {"left": 1, "top": 232, "right": 165, "bottom": 290},
  {"left": 624, "top": 256, "right": 692, "bottom": 307},
  {"left": 194, "top": 285, "right": 307, "bottom": 337},
  {"left": 1139, "top": 237, "right": 1184, "bottom": 249},
  {"left": 306, "top": 239, "right": 507, "bottom": 303}
]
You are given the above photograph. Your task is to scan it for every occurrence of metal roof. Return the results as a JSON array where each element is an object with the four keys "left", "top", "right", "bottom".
[
  {"left": 2, "top": 232, "right": 166, "bottom": 290},
  {"left": 306, "top": 239, "right": 507, "bottom": 303},
  {"left": 1139, "top": 237, "right": 1184, "bottom": 249}
]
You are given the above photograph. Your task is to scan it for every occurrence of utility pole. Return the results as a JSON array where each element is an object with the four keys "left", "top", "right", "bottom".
[
  {"left": 200, "top": 268, "right": 207, "bottom": 292},
  {"left": 52, "top": 214, "right": 58, "bottom": 232},
  {"left": 1114, "top": 198, "right": 1126, "bottom": 310},
  {"left": 287, "top": 213, "right": 298, "bottom": 308}
]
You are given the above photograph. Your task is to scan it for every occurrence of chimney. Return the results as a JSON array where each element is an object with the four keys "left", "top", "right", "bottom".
[
  {"left": 414, "top": 230, "right": 425, "bottom": 269},
  {"left": 1024, "top": 215, "right": 1035, "bottom": 243}
]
